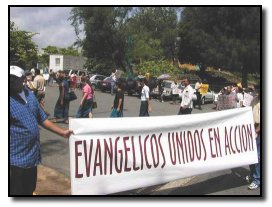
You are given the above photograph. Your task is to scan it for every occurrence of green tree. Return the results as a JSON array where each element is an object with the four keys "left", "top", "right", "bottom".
[
  {"left": 10, "top": 21, "right": 38, "bottom": 69},
  {"left": 127, "top": 7, "right": 179, "bottom": 63},
  {"left": 70, "top": 7, "right": 132, "bottom": 74},
  {"left": 178, "top": 7, "right": 260, "bottom": 87}
]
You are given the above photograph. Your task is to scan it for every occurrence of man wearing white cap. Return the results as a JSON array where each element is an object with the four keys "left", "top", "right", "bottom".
[{"left": 9, "top": 66, "right": 73, "bottom": 195}]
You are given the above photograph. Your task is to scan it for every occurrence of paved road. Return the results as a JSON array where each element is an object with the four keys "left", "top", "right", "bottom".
[{"left": 40, "top": 85, "right": 260, "bottom": 195}]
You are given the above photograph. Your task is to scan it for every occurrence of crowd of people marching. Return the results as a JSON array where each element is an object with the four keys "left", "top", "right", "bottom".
[{"left": 10, "top": 65, "right": 260, "bottom": 195}]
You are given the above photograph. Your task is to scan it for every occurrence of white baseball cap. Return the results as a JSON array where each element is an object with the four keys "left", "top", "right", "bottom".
[{"left": 10, "top": 65, "right": 25, "bottom": 78}]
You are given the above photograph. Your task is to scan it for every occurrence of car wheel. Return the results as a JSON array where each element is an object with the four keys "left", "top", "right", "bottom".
[{"left": 201, "top": 97, "right": 205, "bottom": 105}]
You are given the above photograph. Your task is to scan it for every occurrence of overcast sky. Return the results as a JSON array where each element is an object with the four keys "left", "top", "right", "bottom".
[{"left": 10, "top": 7, "right": 79, "bottom": 50}]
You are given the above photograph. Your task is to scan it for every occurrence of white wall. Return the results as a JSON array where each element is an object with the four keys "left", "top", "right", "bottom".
[{"left": 49, "top": 55, "right": 64, "bottom": 73}]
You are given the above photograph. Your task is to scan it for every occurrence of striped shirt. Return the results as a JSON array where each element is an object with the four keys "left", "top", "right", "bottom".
[{"left": 10, "top": 87, "right": 47, "bottom": 168}]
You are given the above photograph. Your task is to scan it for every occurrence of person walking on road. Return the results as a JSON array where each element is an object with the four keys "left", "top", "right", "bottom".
[
  {"left": 110, "top": 81, "right": 124, "bottom": 117},
  {"left": 70, "top": 71, "right": 77, "bottom": 91},
  {"left": 33, "top": 68, "right": 46, "bottom": 106},
  {"left": 139, "top": 78, "right": 151, "bottom": 116},
  {"left": 76, "top": 76, "right": 94, "bottom": 118},
  {"left": 110, "top": 69, "right": 117, "bottom": 95},
  {"left": 171, "top": 79, "right": 179, "bottom": 104},
  {"left": 247, "top": 93, "right": 260, "bottom": 190},
  {"left": 194, "top": 79, "right": 202, "bottom": 110},
  {"left": 10, "top": 66, "right": 73, "bottom": 196},
  {"left": 178, "top": 77, "right": 194, "bottom": 115},
  {"left": 48, "top": 69, "right": 54, "bottom": 87},
  {"left": 53, "top": 70, "right": 70, "bottom": 124}
]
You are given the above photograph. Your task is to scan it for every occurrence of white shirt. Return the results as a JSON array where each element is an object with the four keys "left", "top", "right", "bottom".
[
  {"left": 111, "top": 72, "right": 116, "bottom": 82},
  {"left": 141, "top": 85, "right": 150, "bottom": 101},
  {"left": 180, "top": 84, "right": 194, "bottom": 109},
  {"left": 171, "top": 83, "right": 179, "bottom": 94},
  {"left": 195, "top": 82, "right": 201, "bottom": 90},
  {"left": 237, "top": 92, "right": 244, "bottom": 107}
]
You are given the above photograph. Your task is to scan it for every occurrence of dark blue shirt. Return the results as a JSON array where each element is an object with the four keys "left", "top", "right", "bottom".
[{"left": 10, "top": 87, "right": 48, "bottom": 168}]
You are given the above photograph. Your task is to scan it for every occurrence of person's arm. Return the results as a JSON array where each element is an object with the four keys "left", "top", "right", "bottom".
[
  {"left": 42, "top": 119, "right": 73, "bottom": 138},
  {"left": 60, "top": 83, "right": 65, "bottom": 105},
  {"left": 117, "top": 98, "right": 122, "bottom": 112},
  {"left": 147, "top": 98, "right": 152, "bottom": 112},
  {"left": 80, "top": 92, "right": 88, "bottom": 106},
  {"left": 146, "top": 89, "right": 152, "bottom": 112}
]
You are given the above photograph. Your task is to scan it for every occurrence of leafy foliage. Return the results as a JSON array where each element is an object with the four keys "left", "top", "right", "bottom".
[
  {"left": 137, "top": 59, "right": 179, "bottom": 77},
  {"left": 177, "top": 7, "right": 260, "bottom": 86},
  {"left": 10, "top": 21, "right": 38, "bottom": 69}
]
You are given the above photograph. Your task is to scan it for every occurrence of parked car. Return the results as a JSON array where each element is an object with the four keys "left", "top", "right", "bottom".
[
  {"left": 199, "top": 88, "right": 215, "bottom": 104},
  {"left": 190, "top": 84, "right": 215, "bottom": 105},
  {"left": 125, "top": 77, "right": 140, "bottom": 96},
  {"left": 63, "top": 69, "right": 89, "bottom": 77},
  {"left": 89, "top": 74, "right": 107, "bottom": 89},
  {"left": 153, "top": 80, "right": 184, "bottom": 100},
  {"left": 97, "top": 77, "right": 112, "bottom": 92}
]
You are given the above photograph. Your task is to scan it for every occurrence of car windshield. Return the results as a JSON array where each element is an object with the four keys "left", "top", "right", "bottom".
[
  {"left": 163, "top": 82, "right": 172, "bottom": 88},
  {"left": 104, "top": 77, "right": 112, "bottom": 81}
]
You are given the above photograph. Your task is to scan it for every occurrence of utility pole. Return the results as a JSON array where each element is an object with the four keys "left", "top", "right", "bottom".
[{"left": 127, "top": 33, "right": 132, "bottom": 74}]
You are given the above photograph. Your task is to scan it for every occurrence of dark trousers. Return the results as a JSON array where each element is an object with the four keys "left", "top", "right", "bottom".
[
  {"left": 178, "top": 107, "right": 192, "bottom": 115},
  {"left": 194, "top": 91, "right": 202, "bottom": 109},
  {"left": 10, "top": 166, "right": 37, "bottom": 196},
  {"left": 139, "top": 101, "right": 149, "bottom": 117}
]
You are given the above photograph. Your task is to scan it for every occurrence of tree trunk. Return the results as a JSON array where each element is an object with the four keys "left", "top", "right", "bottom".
[{"left": 241, "top": 65, "right": 248, "bottom": 88}]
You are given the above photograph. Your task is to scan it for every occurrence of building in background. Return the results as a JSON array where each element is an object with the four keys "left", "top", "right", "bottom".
[{"left": 49, "top": 54, "right": 87, "bottom": 72}]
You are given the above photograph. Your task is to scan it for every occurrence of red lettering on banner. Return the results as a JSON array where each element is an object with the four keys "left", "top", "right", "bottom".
[
  {"left": 123, "top": 136, "right": 131, "bottom": 172},
  {"left": 104, "top": 138, "right": 113, "bottom": 175},
  {"left": 187, "top": 131, "right": 195, "bottom": 162},
  {"left": 158, "top": 134, "right": 166, "bottom": 168},
  {"left": 183, "top": 131, "right": 189, "bottom": 163},
  {"left": 168, "top": 132, "right": 177, "bottom": 165},
  {"left": 176, "top": 132, "right": 185, "bottom": 164},
  {"left": 224, "top": 124, "right": 254, "bottom": 156},
  {"left": 238, "top": 126, "right": 243, "bottom": 153},
  {"left": 73, "top": 123, "right": 254, "bottom": 179},
  {"left": 144, "top": 135, "right": 152, "bottom": 169},
  {"left": 229, "top": 127, "right": 236, "bottom": 154},
  {"left": 208, "top": 128, "right": 217, "bottom": 158},
  {"left": 150, "top": 134, "right": 160, "bottom": 168},
  {"left": 200, "top": 129, "right": 207, "bottom": 161},
  {"left": 131, "top": 136, "right": 140, "bottom": 171},
  {"left": 225, "top": 127, "right": 231, "bottom": 155},
  {"left": 194, "top": 130, "right": 201, "bottom": 160},
  {"left": 241, "top": 125, "right": 248, "bottom": 152},
  {"left": 247, "top": 124, "right": 254, "bottom": 151},
  {"left": 83, "top": 140, "right": 93, "bottom": 177},
  {"left": 93, "top": 139, "right": 102, "bottom": 176},
  {"left": 214, "top": 127, "right": 222, "bottom": 157},
  {"left": 75, "top": 141, "right": 83, "bottom": 178},
  {"left": 115, "top": 137, "right": 123, "bottom": 173},
  {"left": 139, "top": 136, "right": 144, "bottom": 170},
  {"left": 208, "top": 128, "right": 222, "bottom": 158},
  {"left": 234, "top": 126, "right": 241, "bottom": 153}
]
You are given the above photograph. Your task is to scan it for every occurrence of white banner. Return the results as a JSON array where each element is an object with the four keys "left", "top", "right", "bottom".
[{"left": 69, "top": 107, "right": 258, "bottom": 195}]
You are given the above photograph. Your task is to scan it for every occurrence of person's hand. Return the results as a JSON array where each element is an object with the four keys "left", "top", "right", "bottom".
[
  {"left": 117, "top": 108, "right": 120, "bottom": 112},
  {"left": 62, "top": 129, "right": 74, "bottom": 139},
  {"left": 148, "top": 106, "right": 152, "bottom": 112},
  {"left": 255, "top": 125, "right": 260, "bottom": 134}
]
